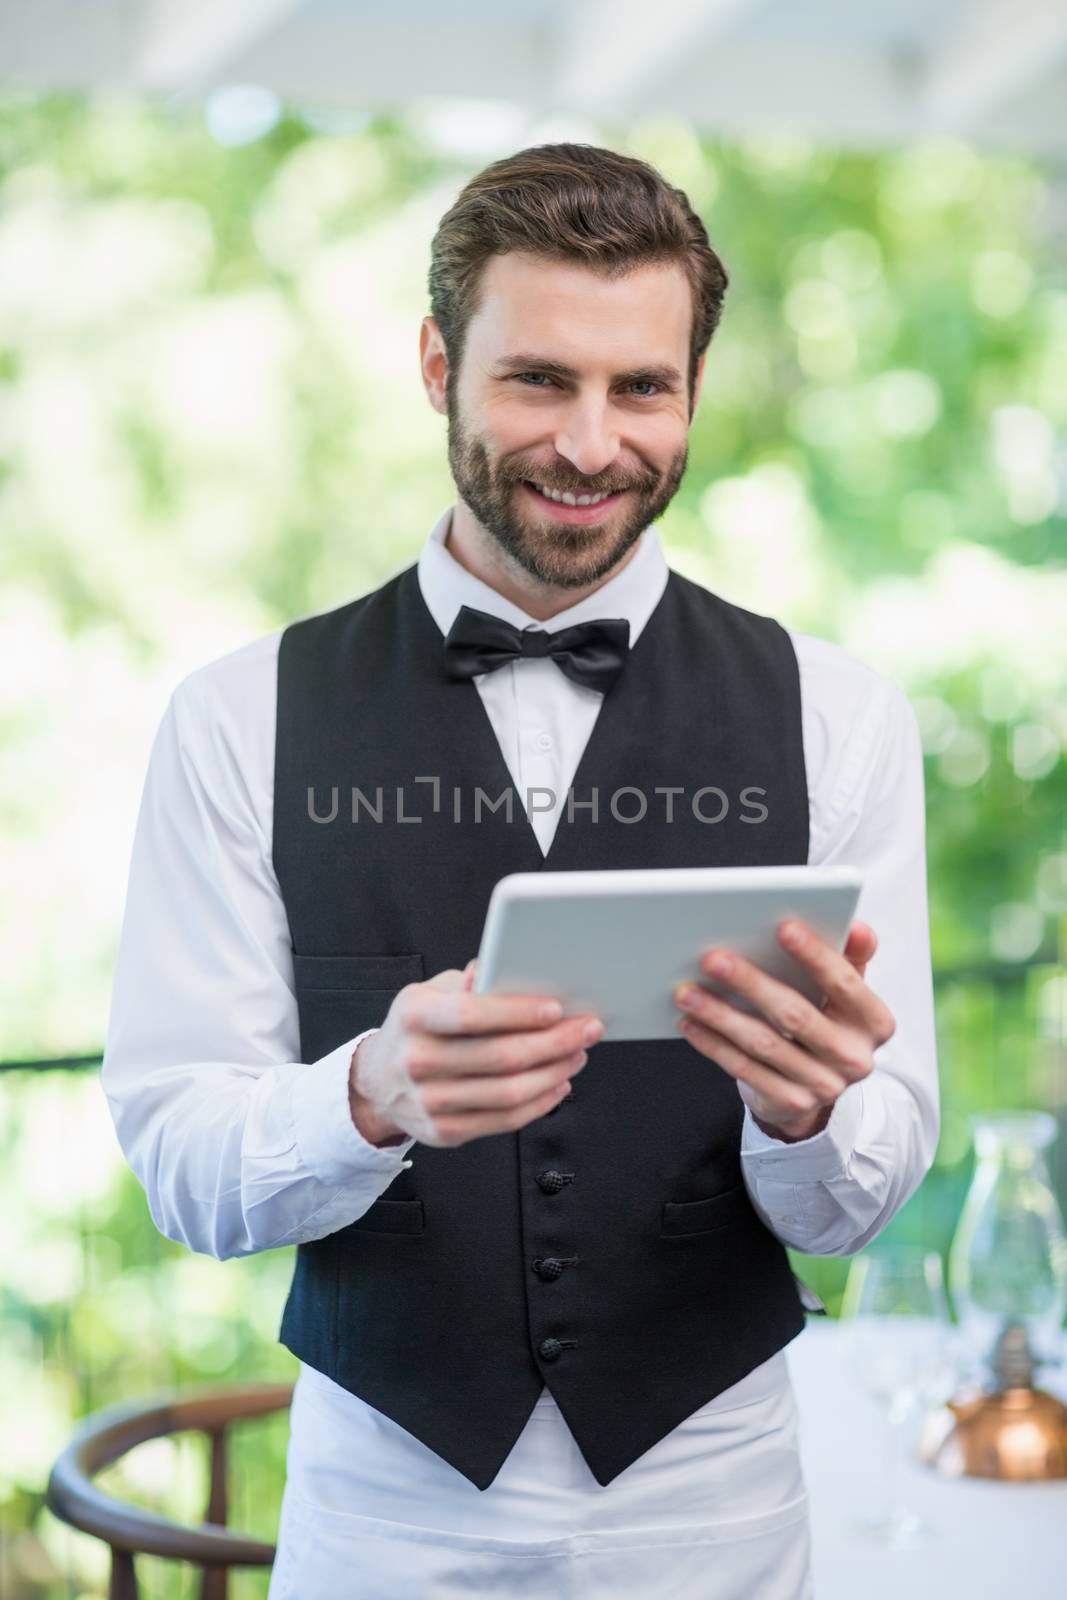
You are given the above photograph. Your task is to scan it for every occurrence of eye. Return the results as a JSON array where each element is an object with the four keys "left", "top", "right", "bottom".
[{"left": 512, "top": 373, "right": 665, "bottom": 398}]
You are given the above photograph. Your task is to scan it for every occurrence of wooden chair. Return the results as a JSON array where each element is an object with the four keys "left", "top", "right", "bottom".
[{"left": 45, "top": 1382, "right": 294, "bottom": 1599}]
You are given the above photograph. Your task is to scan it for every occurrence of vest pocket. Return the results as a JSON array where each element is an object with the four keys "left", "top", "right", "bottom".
[
  {"left": 660, "top": 1182, "right": 750, "bottom": 1237},
  {"left": 292, "top": 951, "right": 425, "bottom": 1061},
  {"left": 293, "top": 952, "right": 426, "bottom": 990}
]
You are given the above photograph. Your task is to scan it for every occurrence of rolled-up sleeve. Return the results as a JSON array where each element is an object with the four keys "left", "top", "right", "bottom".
[
  {"left": 740, "top": 676, "right": 940, "bottom": 1256},
  {"left": 100, "top": 666, "right": 415, "bottom": 1263}
]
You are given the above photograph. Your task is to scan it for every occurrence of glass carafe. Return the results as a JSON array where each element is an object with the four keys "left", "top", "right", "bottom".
[{"left": 948, "top": 1110, "right": 1067, "bottom": 1379}]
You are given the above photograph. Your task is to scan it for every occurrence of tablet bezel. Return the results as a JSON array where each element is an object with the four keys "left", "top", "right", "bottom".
[{"left": 473, "top": 865, "right": 863, "bottom": 1042}]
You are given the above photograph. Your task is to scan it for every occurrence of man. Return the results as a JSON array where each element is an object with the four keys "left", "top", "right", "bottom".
[{"left": 102, "top": 142, "right": 939, "bottom": 1598}]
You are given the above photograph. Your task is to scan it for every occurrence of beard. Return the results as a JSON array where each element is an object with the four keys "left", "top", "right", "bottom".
[{"left": 445, "top": 394, "right": 689, "bottom": 591}]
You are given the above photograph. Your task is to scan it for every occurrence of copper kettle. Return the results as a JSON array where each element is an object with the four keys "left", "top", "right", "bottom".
[{"left": 918, "top": 1321, "right": 1067, "bottom": 1480}]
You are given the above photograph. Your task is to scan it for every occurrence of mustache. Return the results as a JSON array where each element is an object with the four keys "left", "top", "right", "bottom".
[{"left": 510, "top": 471, "right": 651, "bottom": 496}]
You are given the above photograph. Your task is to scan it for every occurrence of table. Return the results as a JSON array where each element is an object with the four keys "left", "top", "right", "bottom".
[{"left": 786, "top": 1319, "right": 1067, "bottom": 1598}]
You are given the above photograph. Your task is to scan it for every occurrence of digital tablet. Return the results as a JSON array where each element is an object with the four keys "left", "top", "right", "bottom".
[{"left": 472, "top": 865, "right": 863, "bottom": 1042}]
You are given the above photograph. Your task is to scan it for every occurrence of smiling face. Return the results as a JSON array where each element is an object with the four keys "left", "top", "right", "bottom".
[{"left": 421, "top": 252, "right": 705, "bottom": 595}]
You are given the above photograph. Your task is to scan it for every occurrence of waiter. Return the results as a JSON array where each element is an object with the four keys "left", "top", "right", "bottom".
[{"left": 102, "top": 142, "right": 939, "bottom": 1598}]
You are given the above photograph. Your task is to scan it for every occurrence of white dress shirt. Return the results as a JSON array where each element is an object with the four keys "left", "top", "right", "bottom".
[{"left": 101, "top": 503, "right": 939, "bottom": 1594}]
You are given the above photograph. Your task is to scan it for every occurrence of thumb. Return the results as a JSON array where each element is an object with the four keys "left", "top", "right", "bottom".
[
  {"left": 425, "top": 966, "right": 470, "bottom": 993},
  {"left": 462, "top": 958, "right": 478, "bottom": 992}
]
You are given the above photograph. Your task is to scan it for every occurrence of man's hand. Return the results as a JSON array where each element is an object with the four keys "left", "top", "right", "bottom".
[
  {"left": 671, "top": 918, "right": 895, "bottom": 1142},
  {"left": 349, "top": 959, "right": 602, "bottom": 1149}
]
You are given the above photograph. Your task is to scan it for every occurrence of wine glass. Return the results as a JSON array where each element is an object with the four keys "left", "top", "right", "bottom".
[{"left": 838, "top": 1243, "right": 956, "bottom": 1548}]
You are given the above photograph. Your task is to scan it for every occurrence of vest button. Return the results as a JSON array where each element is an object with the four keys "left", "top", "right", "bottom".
[
  {"left": 537, "top": 1170, "right": 566, "bottom": 1194},
  {"left": 534, "top": 1257, "right": 564, "bottom": 1281},
  {"left": 539, "top": 1337, "right": 563, "bottom": 1361}
]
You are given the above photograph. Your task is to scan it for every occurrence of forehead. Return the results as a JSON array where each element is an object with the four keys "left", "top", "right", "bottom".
[{"left": 467, "top": 252, "right": 693, "bottom": 360}]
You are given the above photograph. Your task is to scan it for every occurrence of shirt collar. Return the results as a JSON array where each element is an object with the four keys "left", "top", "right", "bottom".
[{"left": 417, "top": 503, "right": 670, "bottom": 646}]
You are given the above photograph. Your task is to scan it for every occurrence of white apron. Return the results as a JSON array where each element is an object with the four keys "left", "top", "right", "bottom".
[{"left": 267, "top": 1346, "right": 814, "bottom": 1599}]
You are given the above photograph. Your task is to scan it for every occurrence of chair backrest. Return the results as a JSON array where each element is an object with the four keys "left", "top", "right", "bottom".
[{"left": 46, "top": 1381, "right": 294, "bottom": 1600}]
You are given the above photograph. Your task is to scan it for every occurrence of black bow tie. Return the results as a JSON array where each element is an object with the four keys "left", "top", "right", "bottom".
[{"left": 442, "top": 604, "right": 631, "bottom": 695}]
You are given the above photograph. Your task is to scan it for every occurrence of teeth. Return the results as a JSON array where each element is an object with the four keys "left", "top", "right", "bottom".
[{"left": 534, "top": 483, "right": 614, "bottom": 507}]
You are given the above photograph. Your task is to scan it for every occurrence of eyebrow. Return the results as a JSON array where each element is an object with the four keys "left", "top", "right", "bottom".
[{"left": 490, "top": 353, "right": 684, "bottom": 389}]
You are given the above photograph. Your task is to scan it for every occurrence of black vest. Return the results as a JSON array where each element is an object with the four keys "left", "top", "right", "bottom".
[{"left": 272, "top": 560, "right": 811, "bottom": 1491}]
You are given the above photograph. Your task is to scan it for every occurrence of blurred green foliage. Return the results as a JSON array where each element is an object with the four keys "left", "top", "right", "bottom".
[{"left": 1, "top": 91, "right": 1064, "bottom": 1598}]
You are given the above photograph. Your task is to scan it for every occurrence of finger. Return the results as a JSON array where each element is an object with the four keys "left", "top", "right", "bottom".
[
  {"left": 462, "top": 959, "right": 478, "bottom": 992},
  {"left": 676, "top": 1014, "right": 833, "bottom": 1119},
  {"left": 431, "top": 1074, "right": 576, "bottom": 1138},
  {"left": 674, "top": 986, "right": 847, "bottom": 1097},
  {"left": 407, "top": 1015, "right": 598, "bottom": 1078},
  {"left": 682, "top": 951, "right": 850, "bottom": 1072},
  {"left": 772, "top": 920, "right": 894, "bottom": 1038},
  {"left": 843, "top": 921, "right": 877, "bottom": 977},
  {"left": 405, "top": 984, "right": 587, "bottom": 1039},
  {"left": 423, "top": 1051, "right": 587, "bottom": 1119}
]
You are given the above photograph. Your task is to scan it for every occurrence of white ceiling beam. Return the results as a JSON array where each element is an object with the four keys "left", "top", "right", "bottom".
[
  {"left": 135, "top": 0, "right": 308, "bottom": 92},
  {"left": 554, "top": 0, "right": 757, "bottom": 113},
  {"left": 920, "top": 0, "right": 1067, "bottom": 127},
  {"left": 664, "top": 37, "right": 919, "bottom": 146}
]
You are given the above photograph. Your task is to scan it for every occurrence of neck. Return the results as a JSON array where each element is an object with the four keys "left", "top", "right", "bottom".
[{"left": 445, "top": 501, "right": 641, "bottom": 622}]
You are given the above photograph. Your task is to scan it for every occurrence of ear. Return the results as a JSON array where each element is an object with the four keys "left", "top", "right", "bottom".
[
  {"left": 690, "top": 350, "right": 707, "bottom": 420},
  {"left": 420, "top": 316, "right": 449, "bottom": 415}
]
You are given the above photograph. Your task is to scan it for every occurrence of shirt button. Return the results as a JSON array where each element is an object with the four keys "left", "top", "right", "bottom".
[{"left": 533, "top": 731, "right": 553, "bottom": 752}]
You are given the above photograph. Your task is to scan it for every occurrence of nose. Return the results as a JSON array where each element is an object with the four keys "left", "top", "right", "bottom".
[{"left": 553, "top": 395, "right": 621, "bottom": 479}]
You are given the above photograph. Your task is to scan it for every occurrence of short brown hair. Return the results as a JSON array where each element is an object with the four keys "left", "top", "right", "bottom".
[{"left": 428, "top": 142, "right": 728, "bottom": 413}]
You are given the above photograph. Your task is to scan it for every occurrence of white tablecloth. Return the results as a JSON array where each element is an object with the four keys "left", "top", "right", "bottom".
[{"left": 786, "top": 1319, "right": 1067, "bottom": 1598}]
